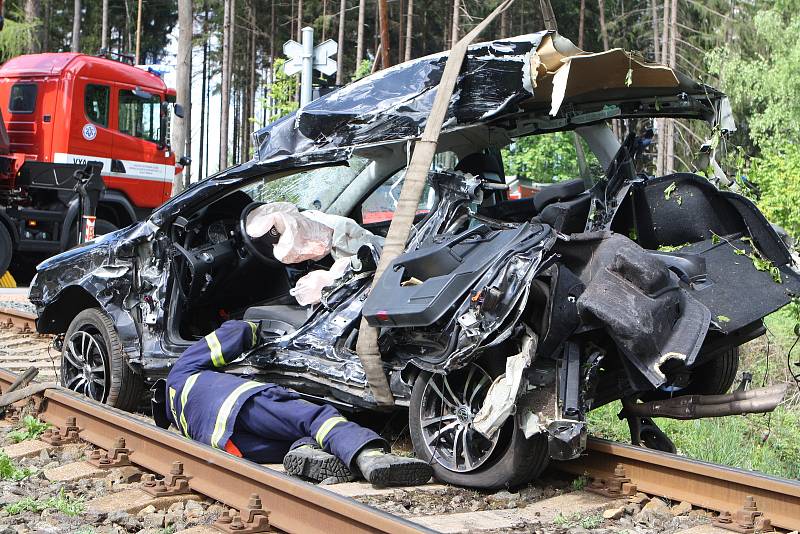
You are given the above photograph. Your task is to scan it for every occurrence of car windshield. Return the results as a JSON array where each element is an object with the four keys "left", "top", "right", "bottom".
[{"left": 243, "top": 156, "right": 371, "bottom": 211}]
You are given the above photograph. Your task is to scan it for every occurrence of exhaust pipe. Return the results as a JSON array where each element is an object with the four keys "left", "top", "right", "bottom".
[{"left": 622, "top": 383, "right": 787, "bottom": 420}]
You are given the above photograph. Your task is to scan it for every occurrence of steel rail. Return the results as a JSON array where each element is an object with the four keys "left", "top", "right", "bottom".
[
  {"left": 0, "top": 367, "right": 431, "bottom": 534},
  {"left": 559, "top": 437, "right": 800, "bottom": 530}
]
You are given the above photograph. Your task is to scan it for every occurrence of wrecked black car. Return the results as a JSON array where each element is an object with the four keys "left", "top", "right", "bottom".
[{"left": 29, "top": 32, "right": 799, "bottom": 489}]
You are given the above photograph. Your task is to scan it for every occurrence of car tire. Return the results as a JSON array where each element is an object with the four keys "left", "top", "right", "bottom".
[
  {"left": 644, "top": 346, "right": 740, "bottom": 400},
  {"left": 67, "top": 218, "right": 118, "bottom": 249},
  {"left": 0, "top": 223, "right": 12, "bottom": 275},
  {"left": 61, "top": 308, "right": 143, "bottom": 411},
  {"left": 409, "top": 364, "right": 550, "bottom": 489}
]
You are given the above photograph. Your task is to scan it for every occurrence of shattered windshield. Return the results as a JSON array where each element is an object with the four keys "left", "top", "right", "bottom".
[{"left": 244, "top": 156, "right": 370, "bottom": 211}]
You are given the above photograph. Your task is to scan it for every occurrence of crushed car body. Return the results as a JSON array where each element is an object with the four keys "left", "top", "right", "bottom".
[{"left": 29, "top": 31, "right": 800, "bottom": 489}]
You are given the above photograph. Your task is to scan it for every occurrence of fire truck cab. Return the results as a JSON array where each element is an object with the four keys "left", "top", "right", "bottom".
[{"left": 0, "top": 53, "right": 182, "bottom": 280}]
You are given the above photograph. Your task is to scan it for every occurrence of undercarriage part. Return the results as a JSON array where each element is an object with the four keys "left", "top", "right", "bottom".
[
  {"left": 558, "top": 341, "right": 581, "bottom": 419},
  {"left": 546, "top": 419, "right": 587, "bottom": 460},
  {"left": 624, "top": 415, "right": 676, "bottom": 453},
  {"left": 473, "top": 331, "right": 536, "bottom": 438},
  {"left": 621, "top": 383, "right": 787, "bottom": 420}
]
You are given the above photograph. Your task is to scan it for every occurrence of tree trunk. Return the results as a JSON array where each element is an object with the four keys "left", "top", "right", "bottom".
[
  {"left": 336, "top": 0, "right": 347, "bottom": 84},
  {"left": 355, "top": 0, "right": 512, "bottom": 407},
  {"left": 322, "top": 0, "right": 328, "bottom": 41},
  {"left": 597, "top": 0, "right": 609, "bottom": 50},
  {"left": 451, "top": 0, "right": 460, "bottom": 48},
  {"left": 650, "top": 0, "right": 660, "bottom": 62},
  {"left": 24, "top": 0, "right": 41, "bottom": 53},
  {"left": 101, "top": 0, "right": 109, "bottom": 50},
  {"left": 578, "top": 0, "right": 585, "bottom": 49},
  {"left": 71, "top": 0, "right": 81, "bottom": 52},
  {"left": 378, "top": 0, "right": 391, "bottom": 68},
  {"left": 404, "top": 0, "right": 413, "bottom": 61},
  {"left": 220, "top": 0, "right": 233, "bottom": 171},
  {"left": 397, "top": 0, "right": 404, "bottom": 63},
  {"left": 43, "top": 0, "right": 52, "bottom": 51},
  {"left": 297, "top": 0, "right": 303, "bottom": 39},
  {"left": 174, "top": 0, "right": 192, "bottom": 193},
  {"left": 665, "top": 0, "right": 677, "bottom": 173},
  {"left": 656, "top": 0, "right": 670, "bottom": 176},
  {"left": 356, "top": 0, "right": 366, "bottom": 70},
  {"left": 246, "top": 4, "right": 257, "bottom": 159},
  {"left": 199, "top": 4, "right": 208, "bottom": 180},
  {"left": 499, "top": 6, "right": 508, "bottom": 39}
]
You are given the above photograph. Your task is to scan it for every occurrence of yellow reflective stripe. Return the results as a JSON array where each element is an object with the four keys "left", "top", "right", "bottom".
[
  {"left": 168, "top": 387, "right": 178, "bottom": 426},
  {"left": 210, "top": 381, "right": 263, "bottom": 449},
  {"left": 247, "top": 321, "right": 258, "bottom": 347},
  {"left": 206, "top": 332, "right": 225, "bottom": 367},
  {"left": 315, "top": 416, "right": 347, "bottom": 447},
  {"left": 179, "top": 373, "right": 200, "bottom": 437}
]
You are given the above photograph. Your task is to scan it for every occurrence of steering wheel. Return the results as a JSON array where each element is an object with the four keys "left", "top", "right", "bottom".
[{"left": 239, "top": 202, "right": 283, "bottom": 266}]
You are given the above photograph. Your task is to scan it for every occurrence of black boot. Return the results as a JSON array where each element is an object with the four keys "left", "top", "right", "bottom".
[
  {"left": 283, "top": 444, "right": 354, "bottom": 484},
  {"left": 355, "top": 449, "right": 433, "bottom": 487}
]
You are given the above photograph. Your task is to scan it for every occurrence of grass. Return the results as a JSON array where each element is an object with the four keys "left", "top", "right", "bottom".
[
  {"left": 7, "top": 415, "right": 50, "bottom": 443},
  {"left": 552, "top": 512, "right": 604, "bottom": 529},
  {"left": 0, "top": 451, "right": 35, "bottom": 481},
  {"left": 3, "top": 488, "right": 85, "bottom": 517},
  {"left": 570, "top": 475, "right": 588, "bottom": 491},
  {"left": 587, "top": 307, "right": 800, "bottom": 479}
]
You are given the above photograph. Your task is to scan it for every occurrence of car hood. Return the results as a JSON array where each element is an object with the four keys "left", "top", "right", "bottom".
[{"left": 35, "top": 221, "right": 150, "bottom": 272}]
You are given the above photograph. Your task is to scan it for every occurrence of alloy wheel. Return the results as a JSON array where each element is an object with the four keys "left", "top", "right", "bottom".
[
  {"left": 61, "top": 327, "right": 109, "bottom": 402},
  {"left": 418, "top": 362, "right": 500, "bottom": 472}
]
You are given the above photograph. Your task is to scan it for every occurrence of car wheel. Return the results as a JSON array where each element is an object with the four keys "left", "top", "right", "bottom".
[
  {"left": 61, "top": 308, "right": 143, "bottom": 411},
  {"left": 67, "top": 218, "right": 118, "bottom": 248},
  {"left": 643, "top": 346, "right": 740, "bottom": 400},
  {"left": 409, "top": 361, "right": 550, "bottom": 489}
]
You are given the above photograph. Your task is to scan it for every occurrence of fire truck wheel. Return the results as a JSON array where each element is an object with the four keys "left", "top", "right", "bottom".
[
  {"left": 61, "top": 307, "right": 144, "bottom": 412},
  {"left": 0, "top": 224, "right": 11, "bottom": 275},
  {"left": 67, "top": 219, "right": 118, "bottom": 248}
]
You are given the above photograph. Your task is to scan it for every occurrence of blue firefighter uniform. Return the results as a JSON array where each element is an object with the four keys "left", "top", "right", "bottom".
[{"left": 163, "top": 320, "right": 385, "bottom": 466}]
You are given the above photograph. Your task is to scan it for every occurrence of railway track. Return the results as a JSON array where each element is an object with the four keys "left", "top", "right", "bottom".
[{"left": 1, "top": 296, "right": 798, "bottom": 533}]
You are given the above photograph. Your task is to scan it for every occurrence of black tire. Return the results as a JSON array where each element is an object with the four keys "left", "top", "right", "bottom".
[
  {"left": 644, "top": 346, "right": 740, "bottom": 400},
  {"left": 67, "top": 218, "right": 118, "bottom": 249},
  {"left": 61, "top": 308, "right": 144, "bottom": 411},
  {"left": 409, "top": 365, "right": 550, "bottom": 489},
  {"left": 0, "top": 223, "right": 12, "bottom": 275}
]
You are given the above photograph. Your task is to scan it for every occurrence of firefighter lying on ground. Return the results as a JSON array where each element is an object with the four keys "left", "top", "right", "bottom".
[{"left": 152, "top": 320, "right": 432, "bottom": 486}]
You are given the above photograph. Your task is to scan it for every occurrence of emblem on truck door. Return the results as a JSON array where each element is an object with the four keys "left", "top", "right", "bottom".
[{"left": 82, "top": 123, "right": 97, "bottom": 141}]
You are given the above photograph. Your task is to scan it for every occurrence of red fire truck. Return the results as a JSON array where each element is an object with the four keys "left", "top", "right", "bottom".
[{"left": 0, "top": 52, "right": 185, "bottom": 281}]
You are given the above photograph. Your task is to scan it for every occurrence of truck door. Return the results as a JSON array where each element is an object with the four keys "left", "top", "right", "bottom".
[{"left": 109, "top": 84, "right": 171, "bottom": 209}]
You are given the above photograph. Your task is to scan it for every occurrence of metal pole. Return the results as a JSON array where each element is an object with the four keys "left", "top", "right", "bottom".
[{"left": 300, "top": 26, "right": 313, "bottom": 107}]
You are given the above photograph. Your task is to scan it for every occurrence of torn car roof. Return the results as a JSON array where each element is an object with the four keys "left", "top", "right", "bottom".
[{"left": 252, "top": 31, "right": 726, "bottom": 166}]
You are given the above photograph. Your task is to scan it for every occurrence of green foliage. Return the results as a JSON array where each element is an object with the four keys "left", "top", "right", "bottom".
[
  {"left": 0, "top": 17, "right": 39, "bottom": 61},
  {"left": 747, "top": 142, "right": 800, "bottom": 239},
  {"left": 0, "top": 451, "right": 35, "bottom": 481},
  {"left": 265, "top": 59, "right": 299, "bottom": 122},
  {"left": 502, "top": 132, "right": 596, "bottom": 183},
  {"left": 3, "top": 488, "right": 85, "bottom": 517},
  {"left": 707, "top": 8, "right": 800, "bottom": 147},
  {"left": 352, "top": 59, "right": 373, "bottom": 82},
  {"left": 570, "top": 475, "right": 588, "bottom": 491},
  {"left": 8, "top": 415, "right": 51, "bottom": 444}
]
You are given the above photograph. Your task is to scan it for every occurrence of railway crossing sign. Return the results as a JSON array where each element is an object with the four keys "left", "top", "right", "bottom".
[{"left": 283, "top": 27, "right": 338, "bottom": 106}]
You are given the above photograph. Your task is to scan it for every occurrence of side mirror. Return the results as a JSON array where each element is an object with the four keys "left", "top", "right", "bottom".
[
  {"left": 174, "top": 103, "right": 185, "bottom": 119},
  {"left": 178, "top": 156, "right": 191, "bottom": 167}
]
